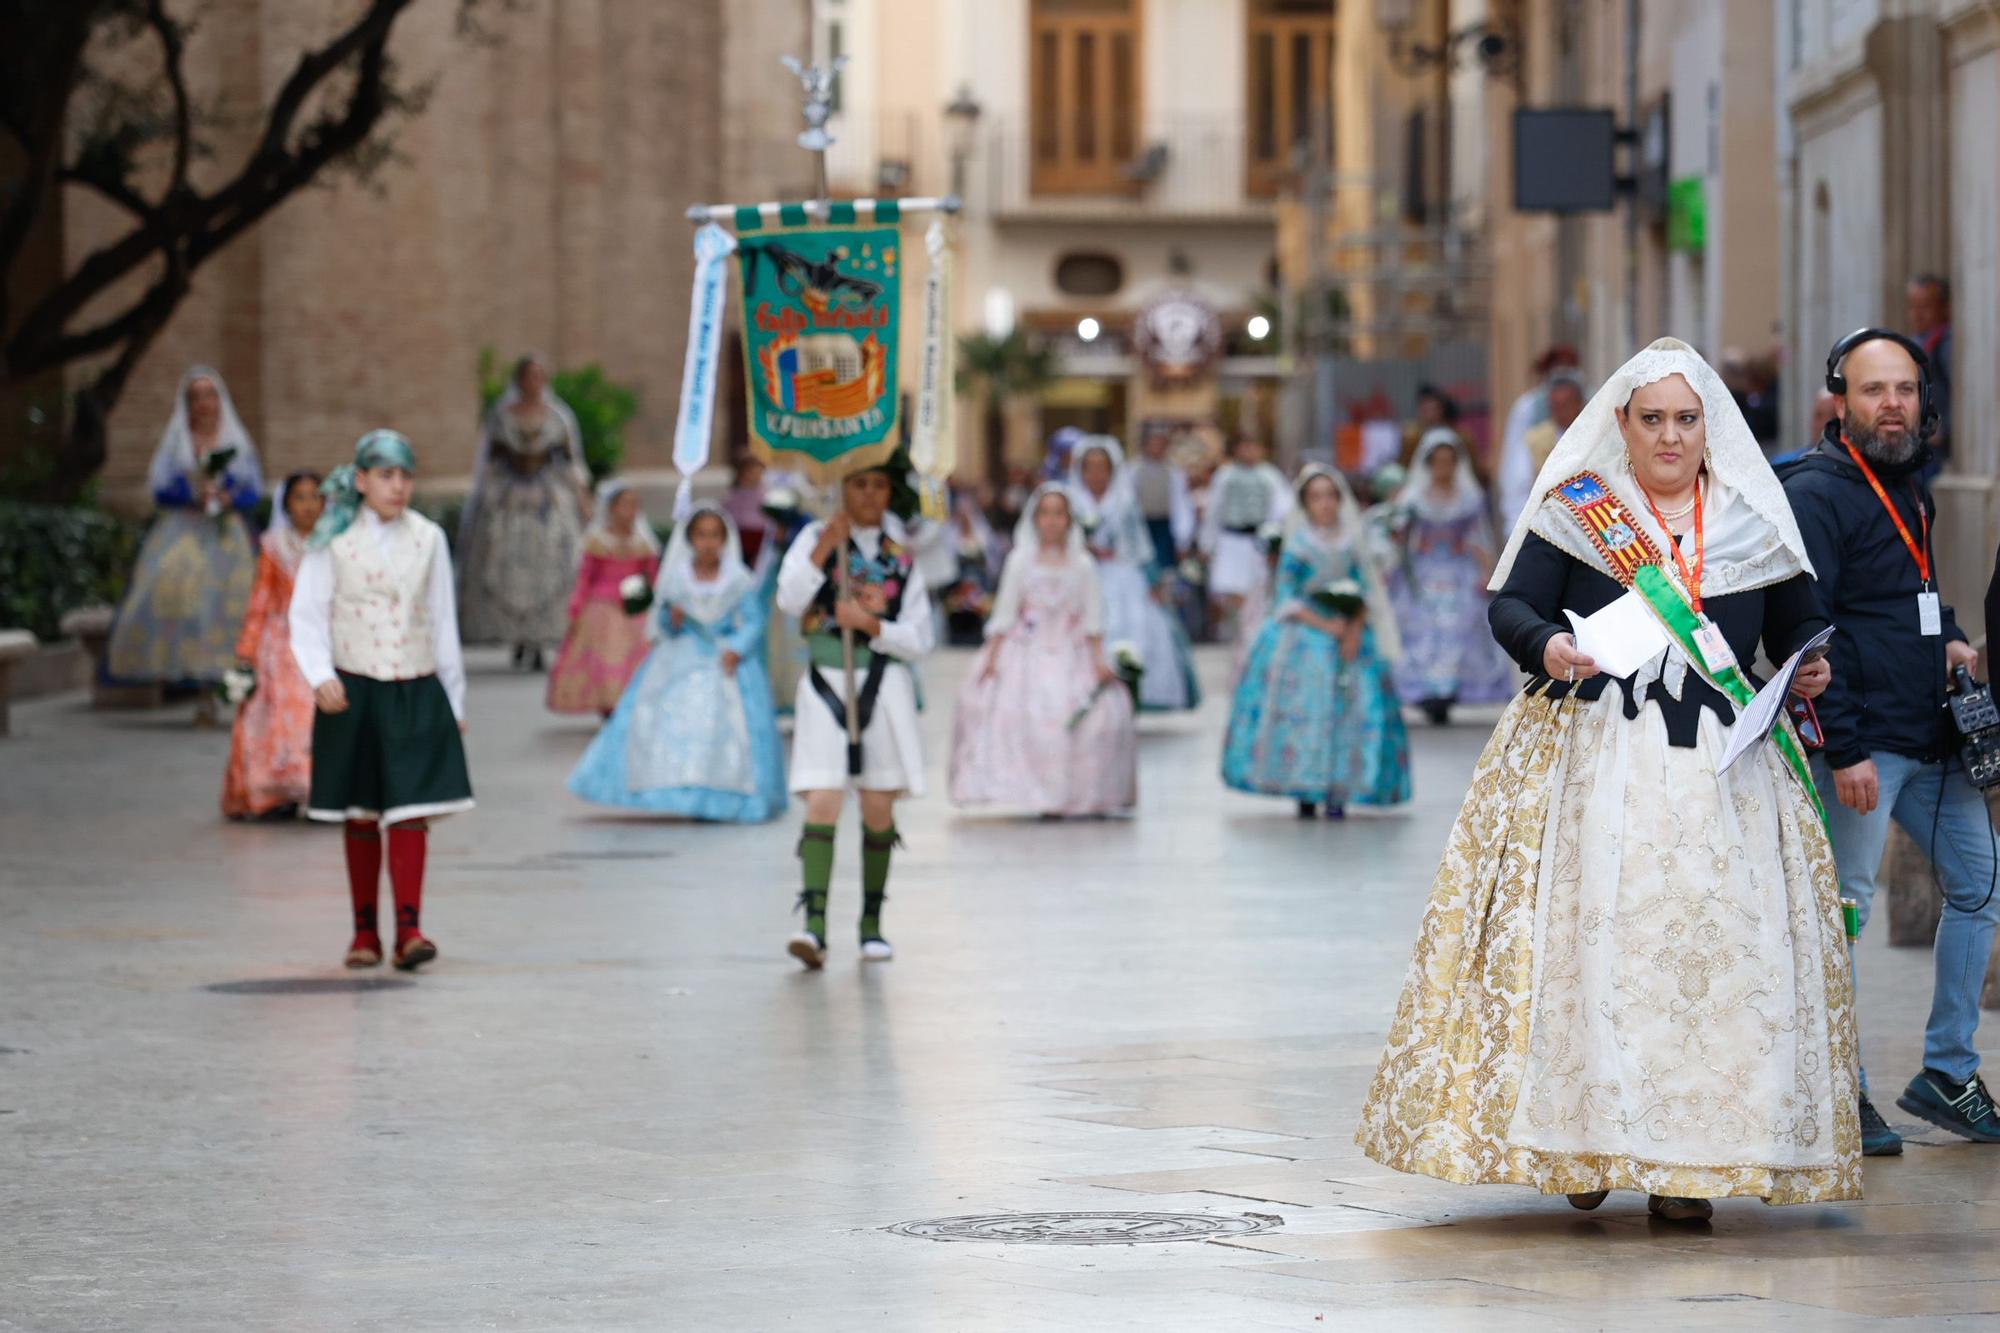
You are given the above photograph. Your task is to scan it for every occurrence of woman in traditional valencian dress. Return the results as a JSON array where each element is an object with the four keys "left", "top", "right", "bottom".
[
  {"left": 221, "top": 471, "right": 322, "bottom": 819},
  {"left": 1356, "top": 338, "right": 1858, "bottom": 1222},
  {"left": 1387, "top": 428, "right": 1516, "bottom": 723},
  {"left": 567, "top": 505, "right": 786, "bottom": 822},
  {"left": 1197, "top": 435, "right": 1291, "bottom": 635},
  {"left": 1221, "top": 465, "right": 1409, "bottom": 819},
  {"left": 1069, "top": 437, "right": 1200, "bottom": 713},
  {"left": 546, "top": 479, "right": 661, "bottom": 717},
  {"left": 949, "top": 484, "right": 1137, "bottom": 818},
  {"left": 456, "top": 355, "right": 590, "bottom": 669},
  {"left": 105, "top": 367, "right": 263, "bottom": 723}
]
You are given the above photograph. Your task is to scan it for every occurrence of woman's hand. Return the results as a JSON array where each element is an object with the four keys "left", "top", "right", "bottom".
[
  {"left": 313, "top": 679, "right": 349, "bottom": 714},
  {"left": 1338, "top": 620, "right": 1364, "bottom": 664},
  {"left": 668, "top": 606, "right": 686, "bottom": 633},
  {"left": 834, "top": 599, "right": 880, "bottom": 637},
  {"left": 719, "top": 650, "right": 741, "bottom": 677},
  {"left": 1790, "top": 656, "right": 1831, "bottom": 700},
  {"left": 1094, "top": 662, "right": 1121, "bottom": 687},
  {"left": 1542, "top": 632, "right": 1599, "bottom": 683}
]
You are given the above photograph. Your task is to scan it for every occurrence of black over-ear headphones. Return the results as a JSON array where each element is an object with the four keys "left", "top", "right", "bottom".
[{"left": 1824, "top": 326, "right": 1939, "bottom": 441}]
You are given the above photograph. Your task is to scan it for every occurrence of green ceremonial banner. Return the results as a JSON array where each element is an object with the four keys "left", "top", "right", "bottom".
[{"left": 736, "top": 224, "right": 902, "bottom": 482}]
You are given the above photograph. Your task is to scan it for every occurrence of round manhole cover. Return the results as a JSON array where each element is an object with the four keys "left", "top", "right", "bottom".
[
  {"left": 887, "top": 1211, "right": 1280, "bottom": 1246},
  {"left": 204, "top": 977, "right": 416, "bottom": 995}
]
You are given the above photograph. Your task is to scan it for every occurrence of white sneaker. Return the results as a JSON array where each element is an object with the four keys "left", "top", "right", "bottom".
[
  {"left": 787, "top": 932, "right": 827, "bottom": 970},
  {"left": 859, "top": 938, "right": 895, "bottom": 962}
]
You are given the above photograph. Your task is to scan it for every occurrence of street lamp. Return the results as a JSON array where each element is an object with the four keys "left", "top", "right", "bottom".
[
  {"left": 945, "top": 83, "right": 983, "bottom": 200},
  {"left": 1247, "top": 314, "right": 1272, "bottom": 342},
  {"left": 1077, "top": 317, "right": 1102, "bottom": 343}
]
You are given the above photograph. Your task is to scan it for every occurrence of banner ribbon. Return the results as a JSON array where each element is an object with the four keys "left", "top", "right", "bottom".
[
  {"left": 912, "top": 217, "right": 955, "bottom": 476},
  {"left": 672, "top": 222, "right": 739, "bottom": 518},
  {"left": 1632, "top": 564, "right": 1829, "bottom": 829}
]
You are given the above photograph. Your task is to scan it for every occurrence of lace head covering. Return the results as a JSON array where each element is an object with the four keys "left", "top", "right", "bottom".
[
  {"left": 1397, "top": 428, "right": 1486, "bottom": 523},
  {"left": 1489, "top": 336, "right": 1812, "bottom": 594},
  {"left": 1288, "top": 463, "right": 1400, "bottom": 662},
  {"left": 583, "top": 477, "right": 661, "bottom": 557},
  {"left": 654, "top": 503, "right": 754, "bottom": 629},
  {"left": 263, "top": 470, "right": 321, "bottom": 571},
  {"left": 147, "top": 365, "right": 262, "bottom": 498},
  {"left": 1066, "top": 435, "right": 1154, "bottom": 567},
  {"left": 462, "top": 354, "right": 587, "bottom": 533}
]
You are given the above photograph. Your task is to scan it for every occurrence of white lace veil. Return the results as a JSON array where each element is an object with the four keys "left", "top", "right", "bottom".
[
  {"left": 988, "top": 482, "right": 1094, "bottom": 637},
  {"left": 462, "top": 355, "right": 587, "bottom": 533},
  {"left": 147, "top": 365, "right": 262, "bottom": 498},
  {"left": 1396, "top": 428, "right": 1486, "bottom": 522},
  {"left": 1066, "top": 435, "right": 1154, "bottom": 566},
  {"left": 1288, "top": 463, "right": 1401, "bottom": 663},
  {"left": 584, "top": 477, "right": 662, "bottom": 556},
  {"left": 653, "top": 503, "right": 754, "bottom": 632},
  {"left": 1488, "top": 337, "right": 1813, "bottom": 594}
]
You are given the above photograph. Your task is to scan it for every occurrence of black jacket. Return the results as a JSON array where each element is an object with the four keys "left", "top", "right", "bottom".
[
  {"left": 1779, "top": 438, "right": 1967, "bottom": 768},
  {"left": 1488, "top": 533, "right": 1827, "bottom": 749}
]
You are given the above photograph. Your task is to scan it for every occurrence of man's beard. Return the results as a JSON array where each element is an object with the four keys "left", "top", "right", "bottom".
[{"left": 1848, "top": 416, "right": 1921, "bottom": 466}]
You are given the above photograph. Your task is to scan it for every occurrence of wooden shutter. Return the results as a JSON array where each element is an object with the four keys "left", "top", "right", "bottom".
[
  {"left": 1246, "top": 0, "right": 1334, "bottom": 199},
  {"left": 1030, "top": 0, "right": 1143, "bottom": 196}
]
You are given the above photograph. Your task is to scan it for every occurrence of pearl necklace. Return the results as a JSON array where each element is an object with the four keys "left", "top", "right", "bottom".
[{"left": 1654, "top": 492, "right": 1698, "bottom": 521}]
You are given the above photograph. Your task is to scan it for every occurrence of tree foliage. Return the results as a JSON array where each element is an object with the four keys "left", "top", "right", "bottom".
[{"left": 0, "top": 0, "right": 511, "bottom": 500}]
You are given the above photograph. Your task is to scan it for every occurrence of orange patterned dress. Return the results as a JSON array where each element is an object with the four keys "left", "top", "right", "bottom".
[{"left": 221, "top": 529, "right": 316, "bottom": 817}]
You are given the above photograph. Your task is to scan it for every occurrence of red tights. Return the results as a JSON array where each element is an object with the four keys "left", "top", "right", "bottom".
[{"left": 343, "top": 818, "right": 428, "bottom": 944}]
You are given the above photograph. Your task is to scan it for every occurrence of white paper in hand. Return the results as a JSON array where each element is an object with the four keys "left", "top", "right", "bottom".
[
  {"left": 1563, "top": 590, "right": 1672, "bottom": 679},
  {"left": 1717, "top": 625, "right": 1837, "bottom": 775}
]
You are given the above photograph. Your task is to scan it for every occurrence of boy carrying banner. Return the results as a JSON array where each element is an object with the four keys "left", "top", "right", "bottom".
[{"left": 774, "top": 451, "right": 934, "bottom": 969}]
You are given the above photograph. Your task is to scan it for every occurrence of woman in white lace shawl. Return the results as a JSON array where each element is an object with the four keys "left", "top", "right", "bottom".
[{"left": 1355, "top": 338, "right": 1858, "bottom": 1222}]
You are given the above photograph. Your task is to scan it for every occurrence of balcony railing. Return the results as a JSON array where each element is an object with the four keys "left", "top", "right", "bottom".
[{"left": 981, "top": 113, "right": 1285, "bottom": 222}]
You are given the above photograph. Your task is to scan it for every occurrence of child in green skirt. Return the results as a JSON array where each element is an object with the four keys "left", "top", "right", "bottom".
[{"left": 290, "top": 430, "right": 473, "bottom": 971}]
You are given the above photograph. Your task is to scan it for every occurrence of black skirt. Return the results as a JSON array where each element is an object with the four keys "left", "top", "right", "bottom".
[{"left": 307, "top": 672, "right": 474, "bottom": 824}]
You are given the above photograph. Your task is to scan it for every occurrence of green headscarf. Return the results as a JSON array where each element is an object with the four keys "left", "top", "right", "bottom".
[{"left": 308, "top": 430, "right": 418, "bottom": 549}]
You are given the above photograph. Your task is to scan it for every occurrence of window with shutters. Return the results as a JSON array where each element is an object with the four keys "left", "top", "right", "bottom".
[
  {"left": 1029, "top": 0, "right": 1142, "bottom": 196},
  {"left": 1246, "top": 0, "right": 1334, "bottom": 199}
]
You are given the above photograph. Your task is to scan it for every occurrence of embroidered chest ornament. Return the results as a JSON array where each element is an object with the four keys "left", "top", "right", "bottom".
[{"left": 1549, "top": 471, "right": 1664, "bottom": 587}]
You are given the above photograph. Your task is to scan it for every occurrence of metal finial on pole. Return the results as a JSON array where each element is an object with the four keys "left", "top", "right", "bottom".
[{"left": 780, "top": 53, "right": 848, "bottom": 207}]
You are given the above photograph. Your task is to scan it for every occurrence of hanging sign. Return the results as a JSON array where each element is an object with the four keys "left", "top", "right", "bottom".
[{"left": 736, "top": 221, "right": 902, "bottom": 480}]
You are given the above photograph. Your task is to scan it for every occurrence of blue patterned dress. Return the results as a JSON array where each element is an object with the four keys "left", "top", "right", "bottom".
[
  {"left": 1220, "top": 531, "right": 1411, "bottom": 807},
  {"left": 566, "top": 569, "right": 788, "bottom": 822}
]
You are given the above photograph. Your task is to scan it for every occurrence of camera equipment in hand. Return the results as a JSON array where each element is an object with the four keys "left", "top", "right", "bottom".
[{"left": 1949, "top": 666, "right": 2000, "bottom": 790}]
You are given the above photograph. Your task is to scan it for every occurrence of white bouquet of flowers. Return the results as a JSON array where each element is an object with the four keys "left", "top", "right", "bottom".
[
  {"left": 1257, "top": 520, "right": 1285, "bottom": 556},
  {"left": 216, "top": 665, "right": 256, "bottom": 706},
  {"left": 619, "top": 574, "right": 654, "bottom": 616},
  {"left": 1068, "top": 640, "right": 1146, "bottom": 731}
]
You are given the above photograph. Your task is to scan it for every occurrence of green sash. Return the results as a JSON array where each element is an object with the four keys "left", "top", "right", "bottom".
[{"left": 1631, "top": 564, "right": 1829, "bottom": 829}]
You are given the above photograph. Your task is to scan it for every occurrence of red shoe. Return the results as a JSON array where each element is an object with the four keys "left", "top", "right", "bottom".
[
  {"left": 392, "top": 933, "right": 439, "bottom": 972},
  {"left": 344, "top": 933, "right": 384, "bottom": 969}
]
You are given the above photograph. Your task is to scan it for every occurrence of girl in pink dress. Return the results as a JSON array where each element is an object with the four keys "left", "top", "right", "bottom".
[
  {"left": 949, "top": 484, "right": 1137, "bottom": 817},
  {"left": 547, "top": 480, "right": 661, "bottom": 716}
]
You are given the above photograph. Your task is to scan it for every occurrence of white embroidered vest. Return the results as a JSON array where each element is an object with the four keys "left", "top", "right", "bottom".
[{"left": 328, "top": 515, "right": 440, "bottom": 679}]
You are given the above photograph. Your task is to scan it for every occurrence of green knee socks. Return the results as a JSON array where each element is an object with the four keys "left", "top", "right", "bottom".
[
  {"left": 860, "top": 824, "right": 899, "bottom": 943},
  {"left": 797, "top": 823, "right": 835, "bottom": 941}
]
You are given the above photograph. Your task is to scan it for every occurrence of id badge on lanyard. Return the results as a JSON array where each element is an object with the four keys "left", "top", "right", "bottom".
[
  {"left": 1692, "top": 618, "right": 1738, "bottom": 674},
  {"left": 1919, "top": 588, "right": 1943, "bottom": 636}
]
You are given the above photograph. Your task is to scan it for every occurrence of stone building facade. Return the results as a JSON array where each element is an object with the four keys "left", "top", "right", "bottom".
[{"left": 60, "top": 0, "right": 809, "bottom": 511}]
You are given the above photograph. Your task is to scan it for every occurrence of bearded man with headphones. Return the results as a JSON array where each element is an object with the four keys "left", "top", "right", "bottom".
[{"left": 1781, "top": 328, "right": 1998, "bottom": 1157}]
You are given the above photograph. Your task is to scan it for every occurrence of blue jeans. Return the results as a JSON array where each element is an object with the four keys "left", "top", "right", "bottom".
[{"left": 1814, "top": 752, "right": 2000, "bottom": 1088}]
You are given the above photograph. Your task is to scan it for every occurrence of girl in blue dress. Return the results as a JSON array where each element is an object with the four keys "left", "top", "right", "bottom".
[
  {"left": 1221, "top": 465, "right": 1411, "bottom": 817},
  {"left": 567, "top": 505, "right": 787, "bottom": 822}
]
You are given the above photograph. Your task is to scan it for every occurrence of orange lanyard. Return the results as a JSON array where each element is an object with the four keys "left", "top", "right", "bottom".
[
  {"left": 1840, "top": 436, "right": 1932, "bottom": 586},
  {"left": 1638, "top": 477, "right": 1705, "bottom": 612}
]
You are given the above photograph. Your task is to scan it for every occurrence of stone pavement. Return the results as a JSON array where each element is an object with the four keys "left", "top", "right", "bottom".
[{"left": 3, "top": 648, "right": 1997, "bottom": 1331}]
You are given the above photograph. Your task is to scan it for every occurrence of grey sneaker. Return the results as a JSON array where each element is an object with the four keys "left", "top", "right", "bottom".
[{"left": 1859, "top": 1095, "right": 1904, "bottom": 1156}]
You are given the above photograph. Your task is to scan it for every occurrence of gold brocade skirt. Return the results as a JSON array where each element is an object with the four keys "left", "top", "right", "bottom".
[{"left": 1355, "top": 687, "right": 1862, "bottom": 1203}]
